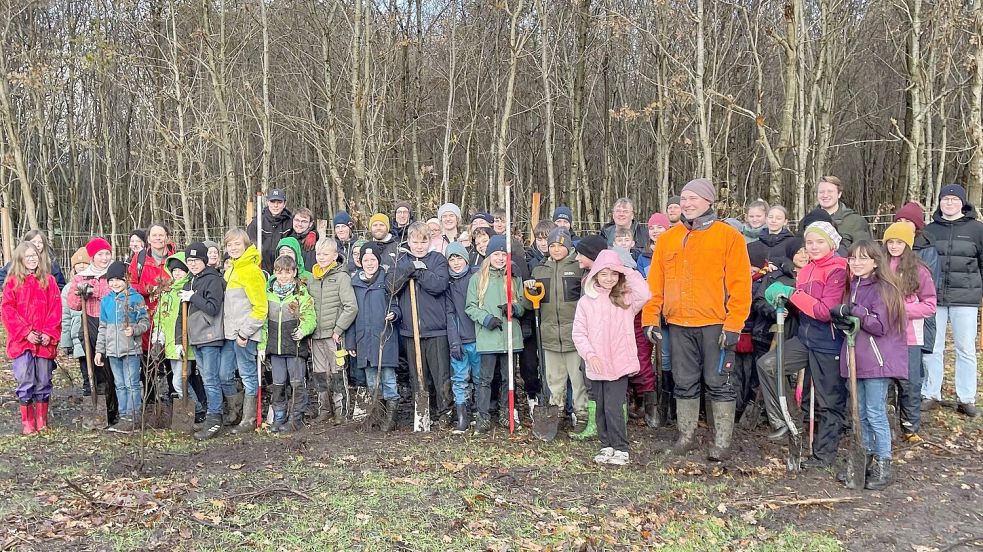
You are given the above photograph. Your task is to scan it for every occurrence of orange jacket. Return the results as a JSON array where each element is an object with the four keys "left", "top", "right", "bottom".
[{"left": 642, "top": 217, "right": 752, "bottom": 333}]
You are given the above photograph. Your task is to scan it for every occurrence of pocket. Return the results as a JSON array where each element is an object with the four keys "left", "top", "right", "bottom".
[{"left": 562, "top": 277, "right": 581, "bottom": 302}]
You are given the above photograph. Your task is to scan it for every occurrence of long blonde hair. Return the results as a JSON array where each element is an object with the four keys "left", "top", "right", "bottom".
[
  {"left": 475, "top": 256, "right": 518, "bottom": 309},
  {"left": 9, "top": 242, "right": 52, "bottom": 289}
]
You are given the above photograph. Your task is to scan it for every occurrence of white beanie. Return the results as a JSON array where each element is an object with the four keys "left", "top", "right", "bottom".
[{"left": 437, "top": 203, "right": 461, "bottom": 221}]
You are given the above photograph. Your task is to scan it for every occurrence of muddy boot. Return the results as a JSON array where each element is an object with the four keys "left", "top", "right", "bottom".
[
  {"left": 35, "top": 401, "right": 49, "bottom": 431},
  {"left": 667, "top": 398, "right": 699, "bottom": 456},
  {"left": 231, "top": 395, "right": 257, "bottom": 434},
  {"left": 643, "top": 391, "right": 662, "bottom": 428},
  {"left": 475, "top": 413, "right": 492, "bottom": 434},
  {"left": 281, "top": 413, "right": 305, "bottom": 434},
  {"left": 570, "top": 401, "right": 597, "bottom": 440},
  {"left": 452, "top": 403, "right": 469, "bottom": 434},
  {"left": 19, "top": 403, "right": 37, "bottom": 435},
  {"left": 707, "top": 401, "right": 736, "bottom": 462},
  {"left": 82, "top": 394, "right": 109, "bottom": 430},
  {"left": 194, "top": 414, "right": 223, "bottom": 440},
  {"left": 865, "top": 456, "right": 892, "bottom": 490},
  {"left": 224, "top": 391, "right": 243, "bottom": 427},
  {"left": 381, "top": 400, "right": 398, "bottom": 432},
  {"left": 312, "top": 391, "right": 331, "bottom": 423}
]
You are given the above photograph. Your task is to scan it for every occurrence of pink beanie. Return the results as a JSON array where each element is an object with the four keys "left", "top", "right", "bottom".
[{"left": 648, "top": 213, "right": 671, "bottom": 229}]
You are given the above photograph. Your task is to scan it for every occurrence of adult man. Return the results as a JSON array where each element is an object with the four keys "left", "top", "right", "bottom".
[
  {"left": 815, "top": 175, "right": 870, "bottom": 249},
  {"left": 599, "top": 198, "right": 649, "bottom": 247},
  {"left": 432, "top": 203, "right": 462, "bottom": 255},
  {"left": 392, "top": 201, "right": 414, "bottom": 246},
  {"left": 333, "top": 211, "right": 358, "bottom": 265},
  {"left": 247, "top": 188, "right": 293, "bottom": 272},
  {"left": 367, "top": 213, "right": 399, "bottom": 272},
  {"left": 922, "top": 184, "right": 982, "bottom": 418},
  {"left": 642, "top": 178, "right": 752, "bottom": 461},
  {"left": 288, "top": 207, "right": 319, "bottom": 271},
  {"left": 666, "top": 196, "right": 682, "bottom": 226}
]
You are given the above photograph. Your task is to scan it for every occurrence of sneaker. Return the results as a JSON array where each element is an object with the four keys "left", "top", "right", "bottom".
[
  {"left": 607, "top": 450, "right": 630, "bottom": 466},
  {"left": 111, "top": 416, "right": 135, "bottom": 433},
  {"left": 593, "top": 447, "right": 615, "bottom": 463},
  {"left": 956, "top": 402, "right": 979, "bottom": 418}
]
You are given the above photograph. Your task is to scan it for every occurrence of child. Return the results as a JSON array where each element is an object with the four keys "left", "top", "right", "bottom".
[
  {"left": 468, "top": 227, "right": 494, "bottom": 268},
  {"left": 882, "top": 223, "right": 937, "bottom": 442},
  {"left": 831, "top": 240, "right": 908, "bottom": 490},
  {"left": 275, "top": 237, "right": 313, "bottom": 279},
  {"left": 525, "top": 220, "right": 555, "bottom": 271},
  {"left": 261, "top": 255, "right": 316, "bottom": 433},
  {"left": 61, "top": 247, "right": 91, "bottom": 396},
  {"left": 222, "top": 228, "right": 268, "bottom": 434},
  {"left": 465, "top": 235, "right": 528, "bottom": 432},
  {"left": 347, "top": 243, "right": 401, "bottom": 431},
  {"left": 94, "top": 261, "right": 149, "bottom": 432},
  {"left": 445, "top": 241, "right": 479, "bottom": 433},
  {"left": 348, "top": 239, "right": 367, "bottom": 276},
  {"left": 157, "top": 253, "right": 203, "bottom": 422},
  {"left": 388, "top": 221, "right": 453, "bottom": 428},
  {"left": 531, "top": 229, "right": 587, "bottom": 430},
  {"left": 572, "top": 250, "right": 652, "bottom": 465},
  {"left": 2, "top": 242, "right": 62, "bottom": 434},
  {"left": 639, "top": 213, "right": 670, "bottom": 278},
  {"left": 612, "top": 227, "right": 642, "bottom": 265},
  {"left": 307, "top": 238, "right": 358, "bottom": 424},
  {"left": 203, "top": 240, "right": 222, "bottom": 270}
]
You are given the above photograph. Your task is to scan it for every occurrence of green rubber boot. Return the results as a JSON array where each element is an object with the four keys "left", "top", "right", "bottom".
[{"left": 570, "top": 400, "right": 598, "bottom": 440}]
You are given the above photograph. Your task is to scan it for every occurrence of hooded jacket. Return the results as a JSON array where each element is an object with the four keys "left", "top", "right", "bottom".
[
  {"left": 889, "top": 256, "right": 937, "bottom": 347},
  {"left": 387, "top": 250, "right": 450, "bottom": 338},
  {"left": 826, "top": 201, "right": 871, "bottom": 250},
  {"left": 128, "top": 243, "right": 176, "bottom": 352},
  {"left": 306, "top": 261, "right": 358, "bottom": 340},
  {"left": 747, "top": 228, "right": 797, "bottom": 269},
  {"left": 787, "top": 251, "right": 848, "bottom": 354},
  {"left": 248, "top": 206, "right": 294, "bottom": 273},
  {"left": 642, "top": 210, "right": 752, "bottom": 333},
  {"left": 531, "top": 252, "right": 584, "bottom": 352},
  {"left": 839, "top": 275, "right": 909, "bottom": 380},
  {"left": 260, "top": 279, "right": 316, "bottom": 358},
  {"left": 60, "top": 284, "right": 84, "bottom": 358},
  {"left": 157, "top": 253, "right": 194, "bottom": 360},
  {"left": 446, "top": 264, "right": 478, "bottom": 347},
  {"left": 274, "top": 237, "right": 312, "bottom": 279},
  {"left": 369, "top": 232, "right": 400, "bottom": 273},
  {"left": 223, "top": 245, "right": 268, "bottom": 342},
  {"left": 346, "top": 269, "right": 401, "bottom": 368},
  {"left": 181, "top": 264, "right": 226, "bottom": 348},
  {"left": 572, "top": 250, "right": 652, "bottom": 381},
  {"left": 2, "top": 273, "right": 62, "bottom": 360},
  {"left": 96, "top": 287, "right": 149, "bottom": 358},
  {"left": 924, "top": 203, "right": 983, "bottom": 306},
  {"left": 599, "top": 220, "right": 649, "bottom": 249},
  {"left": 465, "top": 264, "right": 527, "bottom": 353}
]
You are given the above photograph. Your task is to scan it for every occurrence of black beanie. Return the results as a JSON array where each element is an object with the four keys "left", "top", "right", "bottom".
[
  {"left": 797, "top": 208, "right": 834, "bottom": 237},
  {"left": 106, "top": 261, "right": 128, "bottom": 282},
  {"left": 574, "top": 235, "right": 608, "bottom": 262}
]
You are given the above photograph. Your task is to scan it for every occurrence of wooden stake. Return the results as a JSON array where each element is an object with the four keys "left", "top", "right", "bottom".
[
  {"left": 245, "top": 198, "right": 255, "bottom": 226},
  {"left": 0, "top": 207, "right": 12, "bottom": 264},
  {"left": 529, "top": 191, "right": 541, "bottom": 244}
]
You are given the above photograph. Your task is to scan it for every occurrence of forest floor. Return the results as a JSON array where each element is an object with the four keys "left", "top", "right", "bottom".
[{"left": 0, "top": 355, "right": 980, "bottom": 551}]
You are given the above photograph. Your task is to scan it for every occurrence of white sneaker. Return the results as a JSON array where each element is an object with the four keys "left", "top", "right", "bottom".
[
  {"left": 607, "top": 450, "right": 630, "bottom": 466},
  {"left": 593, "top": 447, "right": 615, "bottom": 463}
]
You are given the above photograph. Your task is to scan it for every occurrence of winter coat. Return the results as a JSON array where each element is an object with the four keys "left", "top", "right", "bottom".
[
  {"left": 840, "top": 276, "right": 909, "bottom": 380},
  {"left": 0, "top": 251, "right": 66, "bottom": 291},
  {"left": 2, "top": 273, "right": 61, "bottom": 360},
  {"left": 248, "top": 206, "right": 294, "bottom": 273},
  {"left": 66, "top": 268, "right": 112, "bottom": 319},
  {"left": 446, "top": 265, "right": 478, "bottom": 347},
  {"left": 157, "top": 253, "right": 193, "bottom": 361},
  {"left": 336, "top": 237, "right": 359, "bottom": 267},
  {"left": 912, "top": 232, "right": 940, "bottom": 354},
  {"left": 889, "top": 257, "right": 937, "bottom": 347},
  {"left": 751, "top": 267, "right": 800, "bottom": 346},
  {"left": 392, "top": 215, "right": 415, "bottom": 248},
  {"left": 465, "top": 265, "right": 528, "bottom": 353},
  {"left": 370, "top": 233, "right": 401, "bottom": 273},
  {"left": 260, "top": 281, "right": 317, "bottom": 358},
  {"left": 642, "top": 211, "right": 752, "bottom": 333},
  {"left": 531, "top": 253, "right": 584, "bottom": 353},
  {"left": 223, "top": 245, "right": 268, "bottom": 342},
  {"left": 525, "top": 246, "right": 547, "bottom": 271},
  {"left": 59, "top": 285, "right": 83, "bottom": 358},
  {"left": 306, "top": 262, "right": 358, "bottom": 340},
  {"left": 825, "top": 202, "right": 871, "bottom": 250},
  {"left": 272, "top": 236, "right": 312, "bottom": 279},
  {"left": 572, "top": 250, "right": 652, "bottom": 381},
  {"left": 96, "top": 287, "right": 149, "bottom": 358},
  {"left": 924, "top": 204, "right": 983, "bottom": 306},
  {"left": 346, "top": 270, "right": 401, "bottom": 368},
  {"left": 288, "top": 226, "right": 319, "bottom": 273},
  {"left": 637, "top": 250, "right": 652, "bottom": 278},
  {"left": 787, "top": 251, "right": 848, "bottom": 354},
  {"left": 599, "top": 221, "right": 649, "bottom": 249},
  {"left": 387, "top": 250, "right": 450, "bottom": 338},
  {"left": 180, "top": 265, "right": 226, "bottom": 348},
  {"left": 128, "top": 244, "right": 175, "bottom": 351},
  {"left": 747, "top": 228, "right": 797, "bottom": 269}
]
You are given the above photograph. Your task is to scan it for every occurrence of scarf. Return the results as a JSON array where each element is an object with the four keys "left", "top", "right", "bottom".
[
  {"left": 78, "top": 263, "right": 109, "bottom": 278},
  {"left": 359, "top": 270, "right": 380, "bottom": 285},
  {"left": 271, "top": 280, "right": 296, "bottom": 299},
  {"left": 312, "top": 261, "right": 339, "bottom": 279}
]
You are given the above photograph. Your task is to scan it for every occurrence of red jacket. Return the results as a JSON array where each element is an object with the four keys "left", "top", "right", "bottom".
[
  {"left": 788, "top": 252, "right": 847, "bottom": 354},
  {"left": 1, "top": 274, "right": 62, "bottom": 360},
  {"left": 128, "top": 246, "right": 175, "bottom": 350}
]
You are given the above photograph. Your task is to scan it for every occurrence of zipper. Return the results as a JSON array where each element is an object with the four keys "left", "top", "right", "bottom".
[{"left": 868, "top": 335, "right": 884, "bottom": 367}]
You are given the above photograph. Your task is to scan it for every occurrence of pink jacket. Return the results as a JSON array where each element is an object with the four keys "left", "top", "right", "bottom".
[
  {"left": 889, "top": 257, "right": 937, "bottom": 346},
  {"left": 572, "top": 250, "right": 652, "bottom": 381}
]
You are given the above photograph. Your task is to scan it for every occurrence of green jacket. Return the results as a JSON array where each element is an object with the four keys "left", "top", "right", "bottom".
[
  {"left": 259, "top": 280, "right": 317, "bottom": 358},
  {"left": 465, "top": 266, "right": 528, "bottom": 353},
  {"left": 274, "top": 237, "right": 312, "bottom": 280},
  {"left": 531, "top": 253, "right": 584, "bottom": 352},
  {"left": 158, "top": 253, "right": 194, "bottom": 361},
  {"left": 829, "top": 202, "right": 871, "bottom": 250},
  {"left": 306, "top": 261, "right": 358, "bottom": 340}
]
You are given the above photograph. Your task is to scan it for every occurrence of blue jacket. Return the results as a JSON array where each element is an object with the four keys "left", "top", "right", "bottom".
[
  {"left": 386, "top": 250, "right": 450, "bottom": 338},
  {"left": 347, "top": 270, "right": 401, "bottom": 368},
  {"left": 446, "top": 265, "right": 478, "bottom": 347},
  {"left": 96, "top": 287, "right": 149, "bottom": 357}
]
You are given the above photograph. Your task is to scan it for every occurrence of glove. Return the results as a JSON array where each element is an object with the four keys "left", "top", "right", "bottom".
[
  {"left": 498, "top": 303, "right": 520, "bottom": 318},
  {"left": 179, "top": 289, "right": 194, "bottom": 302},
  {"left": 413, "top": 260, "right": 427, "bottom": 271},
  {"left": 76, "top": 283, "right": 93, "bottom": 299},
  {"left": 718, "top": 330, "right": 740, "bottom": 351},
  {"left": 302, "top": 232, "right": 318, "bottom": 250},
  {"left": 291, "top": 327, "right": 304, "bottom": 341},
  {"left": 257, "top": 349, "right": 266, "bottom": 364},
  {"left": 523, "top": 279, "right": 538, "bottom": 290},
  {"left": 764, "top": 282, "right": 795, "bottom": 306},
  {"left": 174, "top": 344, "right": 184, "bottom": 358},
  {"left": 644, "top": 326, "right": 662, "bottom": 344},
  {"left": 485, "top": 317, "right": 503, "bottom": 331},
  {"left": 830, "top": 303, "right": 853, "bottom": 321},
  {"left": 612, "top": 246, "right": 637, "bottom": 269},
  {"left": 152, "top": 329, "right": 165, "bottom": 346},
  {"left": 450, "top": 343, "right": 464, "bottom": 361}
]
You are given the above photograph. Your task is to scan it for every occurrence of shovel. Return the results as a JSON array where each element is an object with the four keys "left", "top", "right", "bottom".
[
  {"left": 524, "top": 282, "right": 559, "bottom": 441},
  {"left": 843, "top": 316, "right": 866, "bottom": 490},
  {"left": 80, "top": 307, "right": 107, "bottom": 430},
  {"left": 170, "top": 302, "right": 195, "bottom": 434},
  {"left": 774, "top": 299, "right": 802, "bottom": 471},
  {"left": 409, "top": 279, "right": 431, "bottom": 432}
]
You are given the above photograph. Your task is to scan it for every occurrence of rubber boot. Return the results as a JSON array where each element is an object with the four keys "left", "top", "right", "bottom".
[
  {"left": 35, "top": 401, "right": 49, "bottom": 431},
  {"left": 452, "top": 403, "right": 469, "bottom": 434},
  {"left": 19, "top": 403, "right": 37, "bottom": 435},
  {"left": 865, "top": 456, "right": 892, "bottom": 490},
  {"left": 224, "top": 391, "right": 243, "bottom": 427},
  {"left": 381, "top": 399, "right": 399, "bottom": 432},
  {"left": 231, "top": 395, "right": 257, "bottom": 434},
  {"left": 313, "top": 391, "right": 332, "bottom": 423},
  {"left": 570, "top": 400, "right": 598, "bottom": 440},
  {"left": 667, "top": 398, "right": 699, "bottom": 455},
  {"left": 475, "top": 413, "right": 492, "bottom": 433},
  {"left": 194, "top": 414, "right": 223, "bottom": 440},
  {"left": 281, "top": 413, "right": 305, "bottom": 434},
  {"left": 643, "top": 391, "right": 662, "bottom": 428},
  {"left": 708, "top": 401, "right": 736, "bottom": 462}
]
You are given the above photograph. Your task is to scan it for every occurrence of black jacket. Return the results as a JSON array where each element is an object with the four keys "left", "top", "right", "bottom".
[
  {"left": 287, "top": 226, "right": 319, "bottom": 272},
  {"left": 386, "top": 250, "right": 450, "bottom": 338},
  {"left": 179, "top": 266, "right": 226, "bottom": 348},
  {"left": 751, "top": 268, "right": 800, "bottom": 346},
  {"left": 446, "top": 265, "right": 478, "bottom": 347},
  {"left": 924, "top": 204, "right": 983, "bottom": 306},
  {"left": 747, "top": 228, "right": 797, "bottom": 269},
  {"left": 247, "top": 207, "right": 294, "bottom": 273}
]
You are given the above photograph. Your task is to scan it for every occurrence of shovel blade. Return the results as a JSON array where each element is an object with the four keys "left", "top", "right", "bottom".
[
  {"left": 845, "top": 447, "right": 867, "bottom": 490},
  {"left": 532, "top": 405, "right": 560, "bottom": 441},
  {"left": 170, "top": 398, "right": 196, "bottom": 434},
  {"left": 413, "top": 391, "right": 431, "bottom": 432},
  {"left": 82, "top": 394, "right": 108, "bottom": 430}
]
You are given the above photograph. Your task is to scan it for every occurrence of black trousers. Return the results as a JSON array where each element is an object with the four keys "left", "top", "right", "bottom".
[
  {"left": 406, "top": 335, "right": 452, "bottom": 414},
  {"left": 809, "top": 349, "right": 846, "bottom": 463},
  {"left": 476, "top": 353, "right": 510, "bottom": 416},
  {"left": 593, "top": 376, "right": 630, "bottom": 451},
  {"left": 668, "top": 324, "right": 736, "bottom": 402}
]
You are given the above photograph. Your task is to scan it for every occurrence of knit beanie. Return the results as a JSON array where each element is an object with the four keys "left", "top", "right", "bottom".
[
  {"left": 883, "top": 222, "right": 915, "bottom": 249},
  {"left": 394, "top": 201, "right": 413, "bottom": 215},
  {"left": 804, "top": 221, "right": 842, "bottom": 251},
  {"left": 939, "top": 183, "right": 968, "bottom": 204},
  {"left": 369, "top": 213, "right": 390, "bottom": 232},
  {"left": 129, "top": 229, "right": 146, "bottom": 245},
  {"left": 437, "top": 202, "right": 462, "bottom": 221},
  {"left": 486, "top": 235, "right": 507, "bottom": 256},
  {"left": 202, "top": 240, "right": 220, "bottom": 252},
  {"left": 648, "top": 213, "right": 670, "bottom": 229},
  {"left": 333, "top": 211, "right": 353, "bottom": 227},
  {"left": 70, "top": 247, "right": 91, "bottom": 268},
  {"left": 359, "top": 241, "right": 382, "bottom": 263},
  {"left": 85, "top": 237, "right": 112, "bottom": 258},
  {"left": 547, "top": 228, "right": 572, "bottom": 250},
  {"left": 893, "top": 202, "right": 926, "bottom": 231},
  {"left": 667, "top": 196, "right": 681, "bottom": 207},
  {"left": 798, "top": 207, "right": 834, "bottom": 237},
  {"left": 783, "top": 237, "right": 805, "bottom": 261},
  {"left": 681, "top": 178, "right": 716, "bottom": 202},
  {"left": 106, "top": 261, "right": 127, "bottom": 282},
  {"left": 552, "top": 206, "right": 573, "bottom": 224},
  {"left": 574, "top": 235, "right": 608, "bottom": 261},
  {"left": 471, "top": 212, "right": 494, "bottom": 225},
  {"left": 445, "top": 241, "right": 469, "bottom": 261},
  {"left": 185, "top": 242, "right": 208, "bottom": 262}
]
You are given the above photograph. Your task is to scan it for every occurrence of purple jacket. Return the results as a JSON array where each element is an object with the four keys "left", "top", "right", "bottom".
[{"left": 839, "top": 276, "right": 908, "bottom": 380}]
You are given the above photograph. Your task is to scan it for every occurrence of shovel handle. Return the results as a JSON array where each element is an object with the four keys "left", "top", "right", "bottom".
[{"left": 522, "top": 282, "right": 545, "bottom": 309}]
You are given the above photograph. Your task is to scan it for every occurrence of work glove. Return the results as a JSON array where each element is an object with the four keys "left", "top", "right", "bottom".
[
  {"left": 302, "top": 233, "right": 318, "bottom": 250},
  {"left": 257, "top": 349, "right": 266, "bottom": 364},
  {"left": 718, "top": 330, "right": 740, "bottom": 351},
  {"left": 450, "top": 343, "right": 464, "bottom": 361},
  {"left": 174, "top": 344, "right": 183, "bottom": 359},
  {"left": 764, "top": 282, "right": 795, "bottom": 306},
  {"left": 484, "top": 316, "right": 503, "bottom": 331},
  {"left": 179, "top": 289, "right": 195, "bottom": 302},
  {"left": 498, "top": 303, "right": 520, "bottom": 319},
  {"left": 291, "top": 327, "right": 304, "bottom": 341},
  {"left": 76, "top": 283, "right": 93, "bottom": 299},
  {"left": 412, "top": 260, "right": 427, "bottom": 271},
  {"left": 643, "top": 326, "right": 662, "bottom": 344},
  {"left": 611, "top": 246, "right": 637, "bottom": 270},
  {"left": 523, "top": 279, "right": 538, "bottom": 291}
]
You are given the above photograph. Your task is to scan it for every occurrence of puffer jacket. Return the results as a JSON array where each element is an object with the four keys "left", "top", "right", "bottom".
[
  {"left": 787, "top": 251, "right": 847, "bottom": 354},
  {"left": 747, "top": 228, "right": 797, "bottom": 269},
  {"left": 572, "top": 250, "right": 652, "bottom": 381},
  {"left": 96, "top": 287, "right": 149, "bottom": 358},
  {"left": 827, "top": 202, "right": 871, "bottom": 249},
  {"left": 924, "top": 204, "right": 983, "bottom": 306},
  {"left": 223, "top": 245, "right": 268, "bottom": 342},
  {"left": 2, "top": 273, "right": 62, "bottom": 360},
  {"left": 346, "top": 270, "right": 401, "bottom": 368},
  {"left": 60, "top": 284, "right": 83, "bottom": 358},
  {"left": 260, "top": 280, "right": 316, "bottom": 358},
  {"left": 387, "top": 250, "right": 450, "bottom": 338},
  {"left": 889, "top": 257, "right": 937, "bottom": 347},
  {"left": 157, "top": 254, "right": 194, "bottom": 360},
  {"left": 447, "top": 265, "right": 478, "bottom": 347},
  {"left": 840, "top": 275, "right": 908, "bottom": 380},
  {"left": 180, "top": 264, "right": 226, "bottom": 348},
  {"left": 531, "top": 253, "right": 584, "bottom": 353},
  {"left": 465, "top": 265, "right": 528, "bottom": 353},
  {"left": 307, "top": 261, "right": 358, "bottom": 340}
]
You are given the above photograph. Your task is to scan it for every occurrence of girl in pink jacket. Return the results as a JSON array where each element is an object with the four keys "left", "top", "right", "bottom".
[{"left": 572, "top": 250, "right": 651, "bottom": 465}]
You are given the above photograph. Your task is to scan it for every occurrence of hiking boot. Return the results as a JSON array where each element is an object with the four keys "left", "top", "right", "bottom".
[
  {"left": 313, "top": 391, "right": 333, "bottom": 423},
  {"left": 194, "top": 414, "right": 223, "bottom": 440},
  {"left": 708, "top": 401, "right": 736, "bottom": 462},
  {"left": 280, "top": 414, "right": 305, "bottom": 434},
  {"left": 269, "top": 409, "right": 288, "bottom": 433},
  {"left": 902, "top": 432, "right": 923, "bottom": 444},
  {"left": 113, "top": 416, "right": 135, "bottom": 433},
  {"left": 593, "top": 447, "right": 615, "bottom": 463},
  {"left": 801, "top": 455, "right": 835, "bottom": 471},
  {"left": 381, "top": 400, "right": 398, "bottom": 432},
  {"left": 498, "top": 408, "right": 511, "bottom": 429},
  {"left": 667, "top": 398, "right": 699, "bottom": 456},
  {"left": 19, "top": 404, "right": 36, "bottom": 435},
  {"left": 440, "top": 409, "right": 456, "bottom": 431},
  {"left": 643, "top": 391, "right": 662, "bottom": 428},
  {"left": 452, "top": 404, "right": 469, "bottom": 434},
  {"left": 570, "top": 401, "right": 597, "bottom": 440},
  {"left": 865, "top": 456, "right": 892, "bottom": 490},
  {"left": 956, "top": 402, "right": 979, "bottom": 418},
  {"left": 475, "top": 413, "right": 492, "bottom": 434},
  {"left": 230, "top": 395, "right": 257, "bottom": 434},
  {"left": 35, "top": 401, "right": 49, "bottom": 431},
  {"left": 920, "top": 398, "right": 940, "bottom": 411},
  {"left": 224, "top": 392, "right": 243, "bottom": 426},
  {"left": 838, "top": 454, "right": 873, "bottom": 483}
]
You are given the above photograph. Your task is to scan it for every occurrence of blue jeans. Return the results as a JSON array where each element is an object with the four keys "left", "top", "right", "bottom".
[
  {"left": 194, "top": 345, "right": 225, "bottom": 416},
  {"left": 109, "top": 355, "right": 142, "bottom": 417},
  {"left": 221, "top": 339, "right": 258, "bottom": 396},
  {"left": 170, "top": 359, "right": 204, "bottom": 413},
  {"left": 923, "top": 306, "right": 978, "bottom": 404},
  {"left": 450, "top": 342, "right": 481, "bottom": 405},
  {"left": 365, "top": 366, "right": 399, "bottom": 401},
  {"left": 857, "top": 377, "right": 892, "bottom": 459}
]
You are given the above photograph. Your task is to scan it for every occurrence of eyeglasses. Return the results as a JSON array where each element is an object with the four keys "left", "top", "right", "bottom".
[{"left": 940, "top": 196, "right": 962, "bottom": 203}]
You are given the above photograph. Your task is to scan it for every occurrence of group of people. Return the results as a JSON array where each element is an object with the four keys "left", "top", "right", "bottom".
[{"left": 2, "top": 179, "right": 979, "bottom": 483}]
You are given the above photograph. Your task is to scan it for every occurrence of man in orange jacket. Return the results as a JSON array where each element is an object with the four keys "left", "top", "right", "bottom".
[{"left": 642, "top": 178, "right": 752, "bottom": 461}]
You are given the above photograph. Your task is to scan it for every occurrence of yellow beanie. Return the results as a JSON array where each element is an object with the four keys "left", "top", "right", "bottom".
[
  {"left": 369, "top": 213, "right": 390, "bottom": 232},
  {"left": 882, "top": 221, "right": 914, "bottom": 249}
]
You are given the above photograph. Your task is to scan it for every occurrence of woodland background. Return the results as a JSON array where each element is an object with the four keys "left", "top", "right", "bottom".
[{"left": 1, "top": 0, "right": 983, "bottom": 255}]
